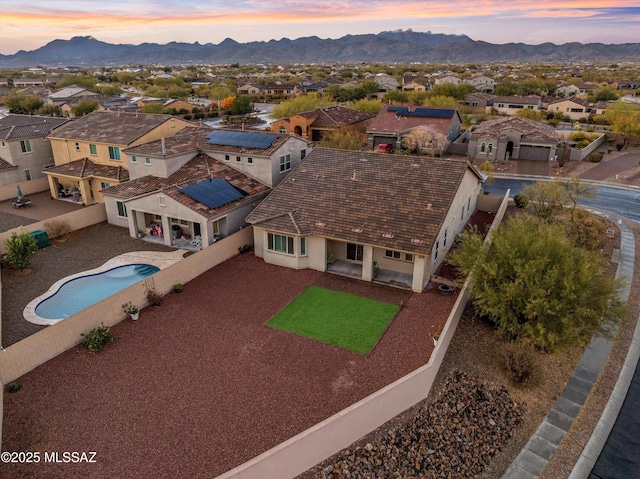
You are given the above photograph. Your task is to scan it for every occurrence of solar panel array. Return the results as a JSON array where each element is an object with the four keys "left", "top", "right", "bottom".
[
  {"left": 180, "top": 178, "right": 246, "bottom": 209},
  {"left": 206, "top": 130, "right": 278, "bottom": 149},
  {"left": 387, "top": 106, "right": 454, "bottom": 118}
]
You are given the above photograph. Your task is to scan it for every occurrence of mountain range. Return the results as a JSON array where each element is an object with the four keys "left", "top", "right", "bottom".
[{"left": 1, "top": 30, "right": 639, "bottom": 67}]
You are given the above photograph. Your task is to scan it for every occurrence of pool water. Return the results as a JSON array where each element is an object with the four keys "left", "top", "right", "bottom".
[{"left": 35, "top": 264, "right": 159, "bottom": 320}]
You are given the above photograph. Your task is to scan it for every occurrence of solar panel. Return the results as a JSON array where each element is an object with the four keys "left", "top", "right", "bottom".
[
  {"left": 180, "top": 178, "right": 246, "bottom": 209},
  {"left": 206, "top": 130, "right": 278, "bottom": 149},
  {"left": 388, "top": 106, "right": 454, "bottom": 118}
]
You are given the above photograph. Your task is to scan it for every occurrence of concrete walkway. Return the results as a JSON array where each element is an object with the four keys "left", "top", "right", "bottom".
[{"left": 502, "top": 213, "right": 635, "bottom": 479}]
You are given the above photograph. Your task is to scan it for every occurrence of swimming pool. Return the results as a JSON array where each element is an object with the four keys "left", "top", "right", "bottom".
[{"left": 34, "top": 264, "right": 159, "bottom": 321}]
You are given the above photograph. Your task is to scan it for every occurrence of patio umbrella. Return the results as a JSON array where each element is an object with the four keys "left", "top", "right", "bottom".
[{"left": 17, "top": 184, "right": 23, "bottom": 200}]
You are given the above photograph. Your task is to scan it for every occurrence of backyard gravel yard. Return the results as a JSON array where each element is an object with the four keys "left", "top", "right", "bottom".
[{"left": 2, "top": 250, "right": 456, "bottom": 478}]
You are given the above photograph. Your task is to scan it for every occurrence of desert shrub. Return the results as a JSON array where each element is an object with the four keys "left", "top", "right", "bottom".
[
  {"left": 44, "top": 219, "right": 72, "bottom": 238},
  {"left": 497, "top": 342, "right": 542, "bottom": 388},
  {"left": 513, "top": 194, "right": 529, "bottom": 209},
  {"left": 480, "top": 160, "right": 493, "bottom": 172},
  {"left": 4, "top": 231, "right": 37, "bottom": 269},
  {"left": 146, "top": 289, "right": 162, "bottom": 306},
  {"left": 173, "top": 283, "right": 184, "bottom": 293},
  {"left": 589, "top": 152, "right": 603, "bottom": 163},
  {"left": 81, "top": 324, "right": 114, "bottom": 352},
  {"left": 565, "top": 208, "right": 607, "bottom": 250}
]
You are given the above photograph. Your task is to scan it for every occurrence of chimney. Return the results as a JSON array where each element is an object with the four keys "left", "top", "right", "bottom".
[
  {"left": 427, "top": 203, "right": 432, "bottom": 210},
  {"left": 351, "top": 170, "right": 357, "bottom": 181},
  {"left": 161, "top": 137, "right": 166, "bottom": 156}
]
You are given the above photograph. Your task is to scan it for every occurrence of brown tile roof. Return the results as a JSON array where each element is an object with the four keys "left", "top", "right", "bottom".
[
  {"left": 47, "top": 111, "right": 183, "bottom": 145},
  {"left": 0, "top": 157, "right": 17, "bottom": 171},
  {"left": 246, "top": 148, "right": 481, "bottom": 255},
  {"left": 44, "top": 158, "right": 129, "bottom": 181},
  {"left": 124, "top": 126, "right": 212, "bottom": 156},
  {"left": 471, "top": 117, "right": 558, "bottom": 143},
  {"left": 292, "top": 106, "right": 375, "bottom": 128},
  {"left": 366, "top": 105, "right": 458, "bottom": 137},
  {"left": 492, "top": 95, "right": 541, "bottom": 105},
  {"left": 102, "top": 153, "right": 269, "bottom": 219}
]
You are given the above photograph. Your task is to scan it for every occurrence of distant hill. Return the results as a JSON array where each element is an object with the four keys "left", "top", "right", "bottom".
[{"left": 1, "top": 30, "right": 639, "bottom": 67}]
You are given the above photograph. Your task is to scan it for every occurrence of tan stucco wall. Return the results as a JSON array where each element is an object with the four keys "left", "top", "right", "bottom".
[{"left": 127, "top": 151, "right": 198, "bottom": 180}]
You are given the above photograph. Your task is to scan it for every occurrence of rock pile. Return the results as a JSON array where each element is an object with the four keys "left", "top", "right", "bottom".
[{"left": 314, "top": 369, "right": 526, "bottom": 478}]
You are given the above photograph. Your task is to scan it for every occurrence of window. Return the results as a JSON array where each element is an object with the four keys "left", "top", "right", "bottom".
[
  {"left": 480, "top": 143, "right": 486, "bottom": 153},
  {"left": 385, "top": 250, "right": 401, "bottom": 260},
  {"left": 75, "top": 142, "right": 80, "bottom": 151},
  {"left": 116, "top": 201, "right": 128, "bottom": 218},
  {"left": 100, "top": 182, "right": 111, "bottom": 189},
  {"left": 24, "top": 169, "right": 31, "bottom": 181},
  {"left": 467, "top": 196, "right": 471, "bottom": 211},
  {"left": 279, "top": 154, "right": 291, "bottom": 172},
  {"left": 90, "top": 144, "right": 97, "bottom": 155},
  {"left": 279, "top": 126, "right": 286, "bottom": 134},
  {"left": 155, "top": 215, "right": 162, "bottom": 221},
  {"left": 247, "top": 157, "right": 253, "bottom": 164},
  {"left": 301, "top": 149, "right": 306, "bottom": 160},
  {"left": 444, "top": 229, "right": 448, "bottom": 246},
  {"left": 346, "top": 243, "right": 363, "bottom": 262},
  {"left": 488, "top": 143, "right": 493, "bottom": 153},
  {"left": 267, "top": 232, "right": 295, "bottom": 254},
  {"left": 145, "top": 157, "right": 151, "bottom": 165},
  {"left": 461, "top": 205, "right": 465, "bottom": 219},
  {"left": 108, "top": 146, "right": 121, "bottom": 160},
  {"left": 236, "top": 156, "right": 241, "bottom": 163},
  {"left": 180, "top": 219, "right": 188, "bottom": 226},
  {"left": 20, "top": 140, "right": 31, "bottom": 153},
  {"left": 434, "top": 240, "right": 439, "bottom": 259},
  {"left": 224, "top": 154, "right": 230, "bottom": 161},
  {"left": 171, "top": 218, "right": 178, "bottom": 224},
  {"left": 405, "top": 253, "right": 414, "bottom": 262},
  {"left": 131, "top": 155, "right": 137, "bottom": 163},
  {"left": 300, "top": 237, "right": 307, "bottom": 256}
]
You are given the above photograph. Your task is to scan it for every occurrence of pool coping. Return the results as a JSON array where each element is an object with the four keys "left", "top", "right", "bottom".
[{"left": 23, "top": 250, "right": 187, "bottom": 325}]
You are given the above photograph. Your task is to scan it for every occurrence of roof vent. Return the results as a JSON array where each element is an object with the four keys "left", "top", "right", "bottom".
[
  {"left": 411, "top": 238, "right": 423, "bottom": 244},
  {"left": 315, "top": 221, "right": 326, "bottom": 227},
  {"left": 427, "top": 203, "right": 432, "bottom": 210},
  {"left": 382, "top": 233, "right": 394, "bottom": 239},
  {"left": 411, "top": 163, "right": 420, "bottom": 167},
  {"left": 351, "top": 170, "right": 357, "bottom": 181},
  {"left": 359, "top": 158, "right": 368, "bottom": 162},
  {"left": 351, "top": 228, "right": 363, "bottom": 233}
]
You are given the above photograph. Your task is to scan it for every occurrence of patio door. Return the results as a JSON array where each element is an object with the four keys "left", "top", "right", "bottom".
[{"left": 346, "top": 243, "right": 363, "bottom": 262}]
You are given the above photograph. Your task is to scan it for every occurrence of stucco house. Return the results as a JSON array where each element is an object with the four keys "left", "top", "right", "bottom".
[
  {"left": 246, "top": 148, "right": 484, "bottom": 292},
  {"left": 271, "top": 106, "right": 375, "bottom": 142},
  {"left": 366, "top": 105, "right": 462, "bottom": 153},
  {"left": 463, "top": 74, "right": 495, "bottom": 93},
  {"left": 101, "top": 127, "right": 313, "bottom": 249},
  {"left": 468, "top": 117, "right": 559, "bottom": 162},
  {"left": 492, "top": 95, "right": 542, "bottom": 115},
  {"left": 44, "top": 111, "right": 194, "bottom": 205},
  {"left": 0, "top": 114, "right": 69, "bottom": 186},
  {"left": 434, "top": 73, "right": 462, "bottom": 86},
  {"left": 547, "top": 97, "right": 591, "bottom": 121}
]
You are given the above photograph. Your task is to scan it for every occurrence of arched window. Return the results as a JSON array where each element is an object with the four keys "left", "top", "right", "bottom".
[
  {"left": 279, "top": 126, "right": 286, "bottom": 134},
  {"left": 488, "top": 143, "right": 493, "bottom": 153},
  {"left": 480, "top": 143, "right": 486, "bottom": 153}
]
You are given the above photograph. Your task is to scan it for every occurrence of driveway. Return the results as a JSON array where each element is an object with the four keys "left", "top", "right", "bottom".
[{"left": 2, "top": 252, "right": 456, "bottom": 478}]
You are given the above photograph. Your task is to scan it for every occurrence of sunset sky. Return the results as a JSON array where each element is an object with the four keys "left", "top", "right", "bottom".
[{"left": 1, "top": 1, "right": 638, "bottom": 55}]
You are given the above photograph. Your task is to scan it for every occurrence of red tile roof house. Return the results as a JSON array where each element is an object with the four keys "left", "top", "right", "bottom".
[
  {"left": 101, "top": 127, "right": 313, "bottom": 249},
  {"left": 366, "top": 105, "right": 462, "bottom": 154},
  {"left": 246, "top": 148, "right": 484, "bottom": 292},
  {"left": 271, "top": 105, "right": 375, "bottom": 142},
  {"left": 468, "top": 116, "right": 560, "bottom": 162}
]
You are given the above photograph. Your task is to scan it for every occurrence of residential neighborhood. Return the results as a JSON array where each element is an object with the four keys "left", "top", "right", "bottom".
[{"left": 0, "top": 54, "right": 639, "bottom": 479}]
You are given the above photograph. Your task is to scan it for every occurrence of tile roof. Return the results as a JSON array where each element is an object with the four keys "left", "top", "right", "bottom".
[
  {"left": 492, "top": 95, "right": 541, "bottom": 105},
  {"left": 47, "top": 111, "right": 183, "bottom": 145},
  {"left": 0, "top": 115, "right": 69, "bottom": 140},
  {"left": 0, "top": 157, "right": 17, "bottom": 171},
  {"left": 246, "top": 148, "right": 481, "bottom": 255},
  {"left": 101, "top": 153, "right": 269, "bottom": 219},
  {"left": 201, "top": 128, "right": 298, "bottom": 156},
  {"left": 292, "top": 106, "right": 375, "bottom": 128},
  {"left": 44, "top": 158, "right": 130, "bottom": 181},
  {"left": 124, "top": 126, "right": 212, "bottom": 156},
  {"left": 366, "top": 105, "right": 458, "bottom": 137},
  {"left": 471, "top": 117, "right": 558, "bottom": 143}
]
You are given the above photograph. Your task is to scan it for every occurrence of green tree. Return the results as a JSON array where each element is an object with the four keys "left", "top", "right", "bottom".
[
  {"left": 317, "top": 126, "right": 365, "bottom": 150},
  {"left": 141, "top": 103, "right": 166, "bottom": 114},
  {"left": 3, "top": 93, "right": 43, "bottom": 114},
  {"left": 522, "top": 180, "right": 569, "bottom": 224},
  {"left": 56, "top": 75, "right": 96, "bottom": 89},
  {"left": 228, "top": 95, "right": 253, "bottom": 115},
  {"left": 352, "top": 99, "right": 383, "bottom": 114},
  {"left": 4, "top": 231, "right": 38, "bottom": 270},
  {"left": 422, "top": 95, "right": 458, "bottom": 108},
  {"left": 605, "top": 102, "right": 640, "bottom": 149},
  {"left": 450, "top": 214, "right": 626, "bottom": 352},
  {"left": 71, "top": 98, "right": 100, "bottom": 116},
  {"left": 593, "top": 86, "right": 619, "bottom": 102},
  {"left": 382, "top": 90, "right": 408, "bottom": 104},
  {"left": 270, "top": 94, "right": 334, "bottom": 119}
]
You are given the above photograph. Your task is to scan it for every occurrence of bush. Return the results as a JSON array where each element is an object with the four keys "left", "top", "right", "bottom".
[
  {"left": 497, "top": 342, "right": 542, "bottom": 388},
  {"left": 146, "top": 289, "right": 162, "bottom": 306},
  {"left": 4, "top": 231, "right": 38, "bottom": 269},
  {"left": 44, "top": 219, "right": 71, "bottom": 238},
  {"left": 589, "top": 152, "right": 604, "bottom": 163},
  {"left": 513, "top": 194, "right": 529, "bottom": 209},
  {"left": 81, "top": 324, "right": 114, "bottom": 352},
  {"left": 173, "top": 283, "right": 184, "bottom": 293}
]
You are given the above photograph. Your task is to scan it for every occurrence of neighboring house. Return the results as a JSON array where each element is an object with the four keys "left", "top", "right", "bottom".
[
  {"left": 237, "top": 84, "right": 261, "bottom": 95},
  {"left": 59, "top": 95, "right": 127, "bottom": 118},
  {"left": 463, "top": 92, "right": 495, "bottom": 108},
  {"left": 271, "top": 106, "right": 375, "bottom": 142},
  {"left": 464, "top": 74, "right": 495, "bottom": 93},
  {"left": 556, "top": 84, "right": 579, "bottom": 97},
  {"left": 434, "top": 74, "right": 462, "bottom": 86},
  {"left": 616, "top": 80, "right": 640, "bottom": 90},
  {"left": 101, "top": 126, "right": 312, "bottom": 248},
  {"left": 402, "top": 82, "right": 427, "bottom": 92},
  {"left": 46, "top": 86, "right": 100, "bottom": 109},
  {"left": 44, "top": 111, "right": 194, "bottom": 205},
  {"left": 547, "top": 97, "right": 591, "bottom": 121},
  {"left": 374, "top": 74, "right": 400, "bottom": 92},
  {"left": 239, "top": 83, "right": 298, "bottom": 98},
  {"left": 491, "top": 95, "right": 542, "bottom": 115},
  {"left": 593, "top": 101, "right": 615, "bottom": 116},
  {"left": 13, "top": 78, "right": 45, "bottom": 88},
  {"left": 0, "top": 114, "right": 69, "bottom": 186},
  {"left": 468, "top": 117, "right": 559, "bottom": 162},
  {"left": 366, "top": 105, "right": 462, "bottom": 152},
  {"left": 246, "top": 148, "right": 484, "bottom": 292}
]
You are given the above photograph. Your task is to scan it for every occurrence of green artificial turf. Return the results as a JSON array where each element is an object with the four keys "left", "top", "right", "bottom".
[{"left": 267, "top": 286, "right": 399, "bottom": 354}]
